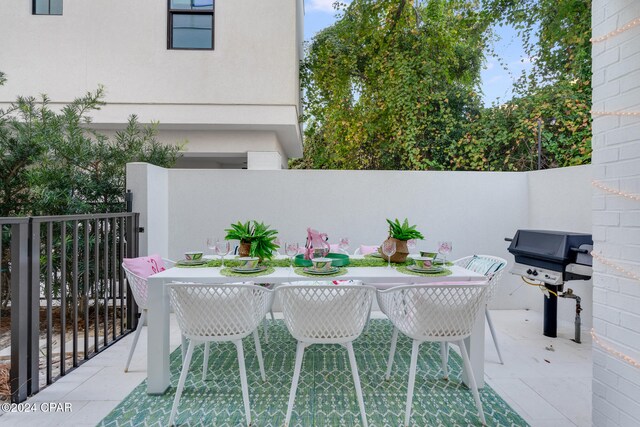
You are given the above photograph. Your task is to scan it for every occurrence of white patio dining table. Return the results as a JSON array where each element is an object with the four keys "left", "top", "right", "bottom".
[{"left": 145, "top": 258, "right": 487, "bottom": 395}]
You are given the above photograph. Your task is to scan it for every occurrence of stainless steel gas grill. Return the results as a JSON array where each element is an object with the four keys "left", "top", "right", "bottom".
[{"left": 505, "top": 230, "right": 593, "bottom": 342}]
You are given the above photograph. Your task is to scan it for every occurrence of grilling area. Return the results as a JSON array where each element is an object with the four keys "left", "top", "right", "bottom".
[{"left": 507, "top": 230, "right": 593, "bottom": 343}]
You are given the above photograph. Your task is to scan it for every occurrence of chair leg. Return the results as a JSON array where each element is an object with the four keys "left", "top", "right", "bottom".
[
  {"left": 385, "top": 326, "right": 399, "bottom": 380},
  {"left": 345, "top": 342, "right": 368, "bottom": 427},
  {"left": 485, "top": 307, "right": 504, "bottom": 364},
  {"left": 125, "top": 310, "right": 146, "bottom": 372},
  {"left": 440, "top": 342, "right": 449, "bottom": 380},
  {"left": 285, "top": 341, "right": 306, "bottom": 427},
  {"left": 181, "top": 334, "right": 188, "bottom": 362},
  {"left": 364, "top": 305, "right": 372, "bottom": 336},
  {"left": 169, "top": 340, "right": 195, "bottom": 427},
  {"left": 202, "top": 342, "right": 210, "bottom": 381},
  {"left": 263, "top": 316, "right": 269, "bottom": 344},
  {"left": 458, "top": 340, "right": 486, "bottom": 425},
  {"left": 235, "top": 340, "right": 252, "bottom": 427},
  {"left": 253, "top": 330, "right": 266, "bottom": 381},
  {"left": 404, "top": 340, "right": 421, "bottom": 427},
  {"left": 270, "top": 309, "right": 275, "bottom": 321}
]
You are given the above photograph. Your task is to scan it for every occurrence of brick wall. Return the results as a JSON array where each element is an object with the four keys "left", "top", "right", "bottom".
[{"left": 592, "top": 1, "right": 640, "bottom": 425}]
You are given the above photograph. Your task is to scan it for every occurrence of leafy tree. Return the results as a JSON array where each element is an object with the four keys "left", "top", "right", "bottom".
[
  {"left": 1, "top": 77, "right": 182, "bottom": 308},
  {"left": 450, "top": 0, "right": 592, "bottom": 170},
  {"left": 295, "top": 0, "right": 591, "bottom": 171},
  {"left": 0, "top": 84, "right": 182, "bottom": 216},
  {"left": 294, "top": 0, "right": 493, "bottom": 170}
]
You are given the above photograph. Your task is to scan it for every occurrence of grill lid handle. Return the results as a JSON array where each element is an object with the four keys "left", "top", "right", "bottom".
[
  {"left": 570, "top": 247, "right": 589, "bottom": 254},
  {"left": 504, "top": 237, "right": 513, "bottom": 242}
]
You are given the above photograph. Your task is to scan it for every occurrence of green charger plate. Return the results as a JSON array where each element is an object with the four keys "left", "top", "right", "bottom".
[{"left": 294, "top": 252, "right": 350, "bottom": 267}]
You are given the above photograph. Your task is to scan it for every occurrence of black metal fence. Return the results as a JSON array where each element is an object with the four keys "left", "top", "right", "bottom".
[{"left": 0, "top": 213, "right": 140, "bottom": 403}]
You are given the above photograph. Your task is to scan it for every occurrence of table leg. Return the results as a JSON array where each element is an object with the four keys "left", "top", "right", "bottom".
[
  {"left": 147, "top": 277, "right": 171, "bottom": 394},
  {"left": 462, "top": 304, "right": 486, "bottom": 389}
]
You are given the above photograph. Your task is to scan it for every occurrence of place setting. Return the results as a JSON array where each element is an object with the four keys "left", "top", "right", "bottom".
[
  {"left": 294, "top": 255, "right": 347, "bottom": 278},
  {"left": 175, "top": 251, "right": 209, "bottom": 267},
  {"left": 397, "top": 252, "right": 453, "bottom": 277}
]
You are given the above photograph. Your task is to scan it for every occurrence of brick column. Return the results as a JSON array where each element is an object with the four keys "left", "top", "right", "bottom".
[{"left": 592, "top": 1, "right": 640, "bottom": 425}]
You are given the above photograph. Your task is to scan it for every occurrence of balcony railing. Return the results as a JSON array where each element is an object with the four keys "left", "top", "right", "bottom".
[{"left": 0, "top": 213, "right": 140, "bottom": 403}]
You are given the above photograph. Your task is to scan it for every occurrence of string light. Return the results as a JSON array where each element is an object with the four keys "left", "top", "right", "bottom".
[
  {"left": 592, "top": 251, "right": 640, "bottom": 282},
  {"left": 590, "top": 16, "right": 640, "bottom": 43},
  {"left": 591, "top": 110, "right": 640, "bottom": 117},
  {"left": 591, "top": 329, "right": 640, "bottom": 369},
  {"left": 592, "top": 180, "right": 640, "bottom": 202}
]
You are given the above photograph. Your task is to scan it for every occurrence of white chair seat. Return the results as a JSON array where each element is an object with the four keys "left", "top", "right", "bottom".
[
  {"left": 122, "top": 258, "right": 175, "bottom": 372},
  {"left": 378, "top": 282, "right": 489, "bottom": 426},
  {"left": 454, "top": 255, "right": 507, "bottom": 364},
  {"left": 277, "top": 282, "right": 374, "bottom": 427},
  {"left": 167, "top": 282, "right": 273, "bottom": 427}
]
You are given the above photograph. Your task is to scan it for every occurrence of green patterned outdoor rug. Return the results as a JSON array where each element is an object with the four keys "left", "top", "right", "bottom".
[{"left": 98, "top": 320, "right": 528, "bottom": 427}]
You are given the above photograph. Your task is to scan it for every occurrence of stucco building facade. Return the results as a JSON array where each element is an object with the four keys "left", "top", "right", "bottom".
[{"left": 0, "top": 0, "right": 304, "bottom": 169}]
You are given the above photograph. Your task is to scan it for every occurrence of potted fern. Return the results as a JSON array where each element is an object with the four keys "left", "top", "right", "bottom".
[
  {"left": 382, "top": 218, "right": 424, "bottom": 263},
  {"left": 224, "top": 220, "right": 279, "bottom": 261}
]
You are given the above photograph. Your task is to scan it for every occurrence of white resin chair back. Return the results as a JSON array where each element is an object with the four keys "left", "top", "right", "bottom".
[
  {"left": 122, "top": 258, "right": 175, "bottom": 311},
  {"left": 378, "top": 282, "right": 488, "bottom": 342},
  {"left": 353, "top": 246, "right": 379, "bottom": 256},
  {"left": 167, "top": 282, "right": 273, "bottom": 427},
  {"left": 454, "top": 255, "right": 507, "bottom": 302},
  {"left": 278, "top": 282, "right": 373, "bottom": 344},
  {"left": 123, "top": 267, "right": 149, "bottom": 310},
  {"left": 380, "top": 282, "right": 489, "bottom": 426},
  {"left": 277, "top": 281, "right": 374, "bottom": 427},
  {"left": 454, "top": 255, "right": 508, "bottom": 364},
  {"left": 169, "top": 283, "right": 273, "bottom": 341},
  {"left": 122, "top": 258, "right": 175, "bottom": 373}
]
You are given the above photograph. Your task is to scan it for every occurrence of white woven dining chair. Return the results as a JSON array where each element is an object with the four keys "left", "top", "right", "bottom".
[
  {"left": 167, "top": 282, "right": 273, "bottom": 427},
  {"left": 454, "top": 255, "right": 507, "bottom": 364},
  {"left": 277, "top": 281, "right": 374, "bottom": 427},
  {"left": 122, "top": 258, "right": 175, "bottom": 372},
  {"left": 378, "top": 282, "right": 489, "bottom": 426}
]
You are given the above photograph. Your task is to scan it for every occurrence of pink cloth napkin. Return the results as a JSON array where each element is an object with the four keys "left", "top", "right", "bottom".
[
  {"left": 123, "top": 255, "right": 166, "bottom": 279},
  {"left": 359, "top": 245, "right": 379, "bottom": 255}
]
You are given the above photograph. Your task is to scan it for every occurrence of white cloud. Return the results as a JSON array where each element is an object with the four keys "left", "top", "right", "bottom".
[{"left": 307, "top": 0, "right": 340, "bottom": 13}]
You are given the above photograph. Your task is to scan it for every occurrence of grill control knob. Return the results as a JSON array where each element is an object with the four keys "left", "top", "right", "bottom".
[
  {"left": 526, "top": 269, "right": 533, "bottom": 275},
  {"left": 532, "top": 270, "right": 538, "bottom": 276}
]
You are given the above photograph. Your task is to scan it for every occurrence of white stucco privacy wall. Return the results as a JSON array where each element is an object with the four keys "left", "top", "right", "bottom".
[
  {"left": 127, "top": 163, "right": 592, "bottom": 328},
  {"left": 591, "top": 1, "right": 640, "bottom": 425}
]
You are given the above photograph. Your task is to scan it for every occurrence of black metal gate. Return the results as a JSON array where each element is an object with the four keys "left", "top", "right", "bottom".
[{"left": 0, "top": 212, "right": 140, "bottom": 403}]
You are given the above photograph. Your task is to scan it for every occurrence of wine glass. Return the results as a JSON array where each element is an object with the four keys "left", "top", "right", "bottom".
[
  {"left": 382, "top": 239, "right": 397, "bottom": 269},
  {"left": 206, "top": 237, "right": 216, "bottom": 257},
  {"left": 438, "top": 241, "right": 452, "bottom": 265},
  {"left": 215, "top": 239, "right": 231, "bottom": 268},
  {"left": 285, "top": 242, "right": 299, "bottom": 272},
  {"left": 406, "top": 239, "right": 417, "bottom": 255},
  {"left": 339, "top": 237, "right": 350, "bottom": 254}
]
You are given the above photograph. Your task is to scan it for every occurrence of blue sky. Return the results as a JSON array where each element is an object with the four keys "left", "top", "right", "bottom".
[{"left": 304, "top": 0, "right": 533, "bottom": 107}]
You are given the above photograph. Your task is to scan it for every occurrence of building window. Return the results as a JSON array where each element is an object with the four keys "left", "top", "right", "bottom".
[
  {"left": 168, "top": 0, "right": 214, "bottom": 50},
  {"left": 33, "top": 0, "right": 62, "bottom": 15}
]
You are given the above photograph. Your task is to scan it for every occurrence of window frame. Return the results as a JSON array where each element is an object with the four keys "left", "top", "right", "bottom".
[
  {"left": 32, "top": 0, "right": 63, "bottom": 15},
  {"left": 167, "top": 0, "right": 215, "bottom": 51}
]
